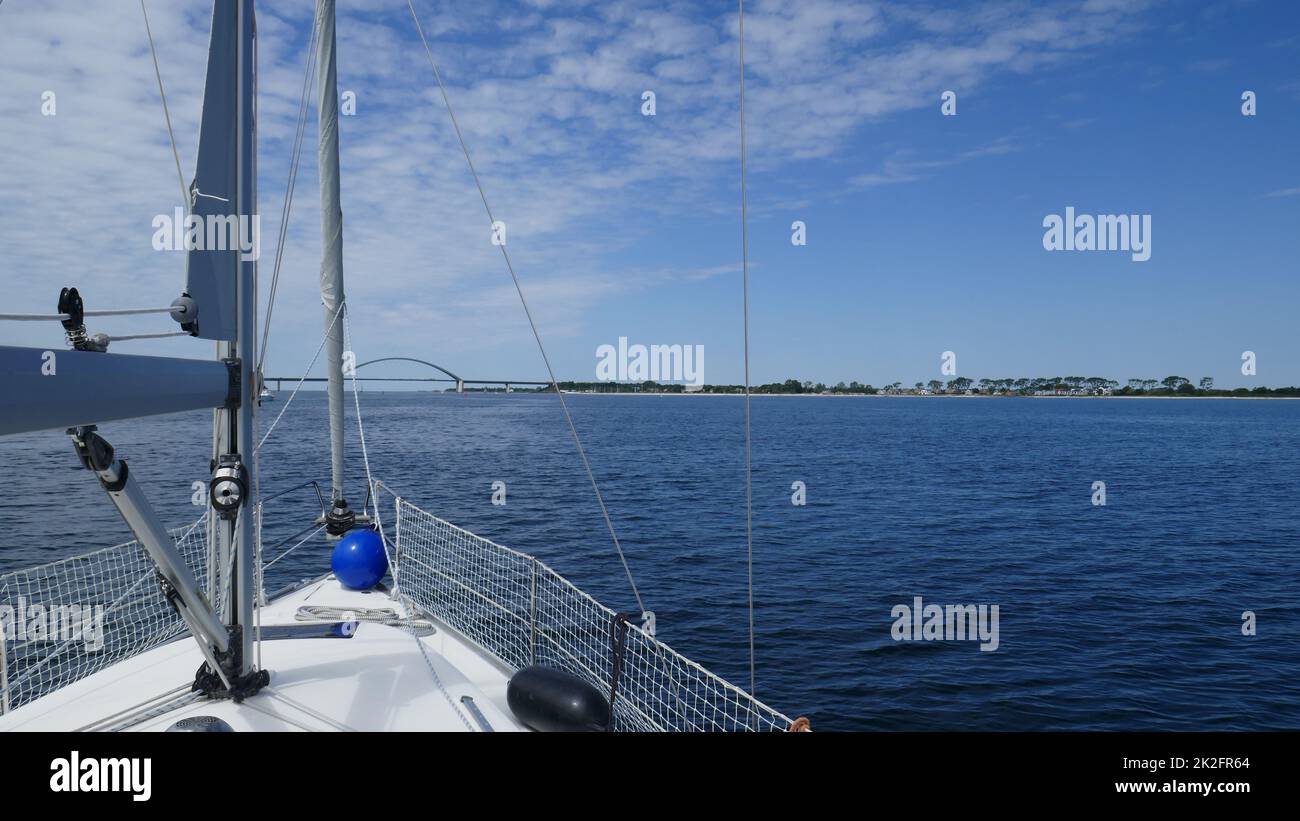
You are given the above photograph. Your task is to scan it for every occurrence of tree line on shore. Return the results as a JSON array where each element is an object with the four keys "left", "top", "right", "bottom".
[{"left": 506, "top": 377, "right": 1300, "bottom": 396}]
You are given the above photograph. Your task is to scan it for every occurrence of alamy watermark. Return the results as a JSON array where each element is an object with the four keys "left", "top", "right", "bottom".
[
  {"left": 50, "top": 752, "right": 151, "bottom": 802},
  {"left": 1043, "top": 206, "right": 1150, "bottom": 262},
  {"left": 891, "top": 596, "right": 1000, "bottom": 652},
  {"left": 151, "top": 208, "right": 261, "bottom": 261},
  {"left": 596, "top": 337, "right": 704, "bottom": 386},
  {"left": 1, "top": 598, "right": 105, "bottom": 651}
]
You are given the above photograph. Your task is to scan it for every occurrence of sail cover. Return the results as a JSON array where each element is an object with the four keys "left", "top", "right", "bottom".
[{"left": 183, "top": 1, "right": 254, "bottom": 341}]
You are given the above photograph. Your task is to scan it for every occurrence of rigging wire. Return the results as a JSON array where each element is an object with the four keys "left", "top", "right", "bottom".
[
  {"left": 335, "top": 314, "right": 470, "bottom": 729},
  {"left": 256, "top": 301, "right": 344, "bottom": 452},
  {"left": 3, "top": 0, "right": 179, "bottom": 344},
  {"left": 258, "top": 13, "right": 321, "bottom": 373},
  {"left": 262, "top": 524, "right": 326, "bottom": 570},
  {"left": 405, "top": 0, "right": 645, "bottom": 616},
  {"left": 738, "top": 0, "right": 757, "bottom": 701},
  {"left": 344, "top": 306, "right": 397, "bottom": 576},
  {"left": 140, "top": 0, "right": 190, "bottom": 214}
]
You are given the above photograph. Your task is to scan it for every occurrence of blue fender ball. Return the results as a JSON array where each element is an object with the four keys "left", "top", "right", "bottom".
[{"left": 331, "top": 528, "right": 388, "bottom": 590}]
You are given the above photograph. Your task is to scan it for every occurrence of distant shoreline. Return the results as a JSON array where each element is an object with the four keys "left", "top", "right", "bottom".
[
  {"left": 549, "top": 392, "right": 1300, "bottom": 400},
  {"left": 529, "top": 376, "right": 1300, "bottom": 399}
]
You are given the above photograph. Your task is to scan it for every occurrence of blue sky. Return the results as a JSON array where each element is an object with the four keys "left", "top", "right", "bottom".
[{"left": 0, "top": 0, "right": 1297, "bottom": 388}]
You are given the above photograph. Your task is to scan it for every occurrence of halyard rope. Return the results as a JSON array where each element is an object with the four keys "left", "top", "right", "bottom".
[
  {"left": 343, "top": 308, "right": 398, "bottom": 580},
  {"left": 79, "top": 686, "right": 201, "bottom": 733},
  {"left": 405, "top": 0, "right": 645, "bottom": 616},
  {"left": 104, "top": 330, "right": 190, "bottom": 342},
  {"left": 258, "top": 12, "right": 321, "bottom": 373},
  {"left": 0, "top": 307, "right": 174, "bottom": 322}
]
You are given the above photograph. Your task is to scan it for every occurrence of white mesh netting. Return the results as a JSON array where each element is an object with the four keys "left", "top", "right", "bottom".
[
  {"left": 0, "top": 518, "right": 209, "bottom": 714},
  {"left": 2, "top": 492, "right": 794, "bottom": 732},
  {"left": 393, "top": 497, "right": 793, "bottom": 732}
]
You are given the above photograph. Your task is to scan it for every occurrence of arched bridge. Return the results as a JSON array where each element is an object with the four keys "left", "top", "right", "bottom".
[
  {"left": 264, "top": 357, "right": 550, "bottom": 393},
  {"left": 356, "top": 357, "right": 462, "bottom": 383}
]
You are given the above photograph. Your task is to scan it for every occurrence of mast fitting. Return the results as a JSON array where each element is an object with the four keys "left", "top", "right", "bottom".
[
  {"left": 325, "top": 498, "right": 356, "bottom": 536},
  {"left": 170, "top": 293, "right": 199, "bottom": 335},
  {"left": 57, "top": 287, "right": 107, "bottom": 352},
  {"left": 210, "top": 455, "right": 247, "bottom": 521}
]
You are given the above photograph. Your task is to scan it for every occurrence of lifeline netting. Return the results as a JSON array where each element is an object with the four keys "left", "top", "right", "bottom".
[
  {"left": 2, "top": 495, "right": 793, "bottom": 731},
  {"left": 0, "top": 518, "right": 209, "bottom": 714},
  {"left": 392, "top": 497, "right": 792, "bottom": 732}
]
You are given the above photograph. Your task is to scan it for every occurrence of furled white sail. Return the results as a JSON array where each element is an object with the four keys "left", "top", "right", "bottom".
[{"left": 316, "top": 0, "right": 347, "bottom": 505}]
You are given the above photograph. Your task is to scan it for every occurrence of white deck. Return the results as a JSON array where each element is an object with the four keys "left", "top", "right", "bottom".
[{"left": 0, "top": 576, "right": 526, "bottom": 732}]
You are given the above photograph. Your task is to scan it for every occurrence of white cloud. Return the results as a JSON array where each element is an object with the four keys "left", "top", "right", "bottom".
[{"left": 0, "top": 0, "right": 1154, "bottom": 381}]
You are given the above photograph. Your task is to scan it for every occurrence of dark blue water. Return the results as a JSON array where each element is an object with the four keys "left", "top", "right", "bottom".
[{"left": 3, "top": 393, "right": 1299, "bottom": 730}]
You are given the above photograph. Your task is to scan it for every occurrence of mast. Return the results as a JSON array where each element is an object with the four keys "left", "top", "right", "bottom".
[
  {"left": 3, "top": 0, "right": 269, "bottom": 700},
  {"left": 183, "top": 0, "right": 260, "bottom": 687},
  {"left": 232, "top": 0, "right": 258, "bottom": 679},
  {"left": 316, "top": 0, "right": 353, "bottom": 534}
]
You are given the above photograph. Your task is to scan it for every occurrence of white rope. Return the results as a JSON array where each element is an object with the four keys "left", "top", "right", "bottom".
[
  {"left": 343, "top": 308, "right": 396, "bottom": 576},
  {"left": 738, "top": 0, "right": 758, "bottom": 705},
  {"left": 405, "top": 0, "right": 645, "bottom": 615},
  {"left": 76, "top": 684, "right": 193, "bottom": 731},
  {"left": 218, "top": 507, "right": 241, "bottom": 624},
  {"left": 256, "top": 301, "right": 344, "bottom": 452},
  {"left": 140, "top": 0, "right": 189, "bottom": 212},
  {"left": 296, "top": 605, "right": 397, "bottom": 621},
  {"left": 80, "top": 687, "right": 203, "bottom": 733},
  {"left": 294, "top": 605, "right": 434, "bottom": 634},
  {"left": 104, "top": 330, "right": 189, "bottom": 342},
  {"left": 0, "top": 307, "right": 174, "bottom": 322},
  {"left": 253, "top": 385, "right": 265, "bottom": 666},
  {"left": 0, "top": 313, "right": 65, "bottom": 322}
]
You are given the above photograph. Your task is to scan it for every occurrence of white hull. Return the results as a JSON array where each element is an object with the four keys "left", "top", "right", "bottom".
[
  {"left": 1, "top": 491, "right": 793, "bottom": 732},
  {"left": 0, "top": 575, "right": 522, "bottom": 732}
]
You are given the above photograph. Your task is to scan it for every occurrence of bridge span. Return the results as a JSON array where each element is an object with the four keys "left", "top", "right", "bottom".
[{"left": 264, "top": 357, "right": 550, "bottom": 393}]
